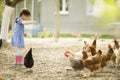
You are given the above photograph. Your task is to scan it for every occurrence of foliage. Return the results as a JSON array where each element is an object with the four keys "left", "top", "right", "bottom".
[
  {"left": 0, "top": 0, "right": 24, "bottom": 24},
  {"left": 38, "top": 32, "right": 52, "bottom": 38},
  {"left": 95, "top": 0, "right": 120, "bottom": 27},
  {"left": 60, "top": 34, "right": 73, "bottom": 37},
  {"left": 101, "top": 0, "right": 119, "bottom": 25},
  {"left": 80, "top": 34, "right": 93, "bottom": 38},
  {"left": 100, "top": 34, "right": 114, "bottom": 39},
  {"left": 5, "top": 0, "right": 24, "bottom": 7},
  {"left": 36, "top": 33, "right": 114, "bottom": 39},
  {"left": 0, "top": 0, "right": 5, "bottom": 22},
  {"left": 90, "top": 0, "right": 95, "bottom": 4}
]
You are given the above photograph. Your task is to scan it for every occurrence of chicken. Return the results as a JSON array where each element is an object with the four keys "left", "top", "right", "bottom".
[
  {"left": 85, "top": 34, "right": 101, "bottom": 52},
  {"left": 113, "top": 37, "right": 119, "bottom": 49},
  {"left": 0, "top": 75, "right": 3, "bottom": 80},
  {"left": 101, "top": 44, "right": 115, "bottom": 68},
  {"left": 82, "top": 50, "right": 102, "bottom": 77},
  {"left": 113, "top": 37, "right": 120, "bottom": 66},
  {"left": 91, "top": 38, "right": 97, "bottom": 49},
  {"left": 114, "top": 50, "right": 120, "bottom": 66},
  {"left": 24, "top": 48, "right": 34, "bottom": 69},
  {"left": 64, "top": 50, "right": 83, "bottom": 60},
  {"left": 88, "top": 46, "right": 96, "bottom": 56},
  {"left": 82, "top": 39, "right": 97, "bottom": 58},
  {"left": 64, "top": 50, "right": 102, "bottom": 77},
  {"left": 64, "top": 51, "right": 85, "bottom": 75},
  {"left": 0, "top": 39, "right": 2, "bottom": 48},
  {"left": 82, "top": 51, "right": 88, "bottom": 60},
  {"left": 85, "top": 38, "right": 97, "bottom": 53},
  {"left": 83, "top": 41, "right": 90, "bottom": 50}
]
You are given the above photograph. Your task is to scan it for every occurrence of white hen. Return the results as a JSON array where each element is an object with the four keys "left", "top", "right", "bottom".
[
  {"left": 113, "top": 37, "right": 120, "bottom": 66},
  {"left": 114, "top": 49, "right": 120, "bottom": 66}
]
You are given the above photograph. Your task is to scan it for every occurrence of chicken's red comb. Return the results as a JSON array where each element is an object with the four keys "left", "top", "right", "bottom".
[
  {"left": 64, "top": 51, "right": 70, "bottom": 57},
  {"left": 64, "top": 52, "right": 68, "bottom": 57},
  {"left": 88, "top": 46, "right": 93, "bottom": 49},
  {"left": 108, "top": 44, "right": 112, "bottom": 48}
]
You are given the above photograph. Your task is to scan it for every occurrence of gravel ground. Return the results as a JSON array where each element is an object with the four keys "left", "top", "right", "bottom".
[{"left": 0, "top": 38, "right": 120, "bottom": 80}]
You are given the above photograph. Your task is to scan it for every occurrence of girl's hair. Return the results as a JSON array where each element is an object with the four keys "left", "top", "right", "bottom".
[
  {"left": 19, "top": 8, "right": 31, "bottom": 17},
  {"left": 15, "top": 8, "right": 31, "bottom": 23}
]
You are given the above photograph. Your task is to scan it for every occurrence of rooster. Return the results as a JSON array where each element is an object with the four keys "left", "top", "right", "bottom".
[
  {"left": 0, "top": 39, "right": 2, "bottom": 48},
  {"left": 113, "top": 37, "right": 120, "bottom": 66},
  {"left": 101, "top": 44, "right": 115, "bottom": 68},
  {"left": 24, "top": 48, "right": 34, "bottom": 70}
]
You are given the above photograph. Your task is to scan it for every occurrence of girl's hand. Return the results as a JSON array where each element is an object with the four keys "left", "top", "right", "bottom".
[
  {"left": 32, "top": 21, "right": 37, "bottom": 24},
  {"left": 22, "top": 21, "right": 37, "bottom": 25}
]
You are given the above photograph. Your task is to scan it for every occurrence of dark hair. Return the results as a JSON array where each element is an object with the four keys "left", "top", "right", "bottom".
[
  {"left": 19, "top": 8, "right": 31, "bottom": 17},
  {"left": 15, "top": 8, "right": 31, "bottom": 23}
]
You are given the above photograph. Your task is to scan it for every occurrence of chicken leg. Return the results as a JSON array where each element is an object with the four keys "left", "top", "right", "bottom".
[{"left": 75, "top": 70, "right": 83, "bottom": 76}]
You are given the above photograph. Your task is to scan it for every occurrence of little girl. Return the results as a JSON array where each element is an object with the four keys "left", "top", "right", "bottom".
[{"left": 11, "top": 8, "right": 36, "bottom": 64}]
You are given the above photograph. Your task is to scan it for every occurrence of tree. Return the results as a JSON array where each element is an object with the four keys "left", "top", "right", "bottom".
[
  {"left": 55, "top": 0, "right": 60, "bottom": 41},
  {"left": 1, "top": 0, "right": 24, "bottom": 41},
  {"left": 0, "top": 0, "right": 5, "bottom": 23}
]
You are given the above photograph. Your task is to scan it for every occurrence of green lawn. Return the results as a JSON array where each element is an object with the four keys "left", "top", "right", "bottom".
[
  {"left": 36, "top": 32, "right": 114, "bottom": 39},
  {"left": 8, "top": 32, "right": 114, "bottom": 39}
]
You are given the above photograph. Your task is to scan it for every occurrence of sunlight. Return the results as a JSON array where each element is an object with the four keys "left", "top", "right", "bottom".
[{"left": 96, "top": 0, "right": 119, "bottom": 27}]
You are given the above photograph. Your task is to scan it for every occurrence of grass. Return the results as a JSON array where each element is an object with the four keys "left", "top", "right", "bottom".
[
  {"left": 100, "top": 34, "right": 114, "bottom": 39},
  {"left": 38, "top": 32, "right": 52, "bottom": 38},
  {"left": 80, "top": 34, "right": 94, "bottom": 38},
  {"left": 8, "top": 32, "right": 114, "bottom": 39},
  {"left": 36, "top": 33, "right": 114, "bottom": 39},
  {"left": 60, "top": 34, "right": 74, "bottom": 37}
]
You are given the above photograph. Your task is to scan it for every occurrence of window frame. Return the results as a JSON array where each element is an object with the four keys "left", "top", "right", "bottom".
[
  {"left": 86, "top": 0, "right": 104, "bottom": 16},
  {"left": 86, "top": 0, "right": 94, "bottom": 16},
  {"left": 59, "top": 0, "right": 69, "bottom": 15}
]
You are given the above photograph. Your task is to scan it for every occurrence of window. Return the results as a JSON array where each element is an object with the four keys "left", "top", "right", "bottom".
[
  {"left": 59, "top": 0, "right": 69, "bottom": 15},
  {"left": 117, "top": 0, "right": 120, "bottom": 7},
  {"left": 86, "top": 0, "right": 94, "bottom": 15},
  {"left": 86, "top": 0, "right": 104, "bottom": 16}
]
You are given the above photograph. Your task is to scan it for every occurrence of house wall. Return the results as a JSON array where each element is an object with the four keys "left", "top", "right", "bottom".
[
  {"left": 13, "top": 0, "right": 118, "bottom": 35},
  {"left": 40, "top": 0, "right": 114, "bottom": 34}
]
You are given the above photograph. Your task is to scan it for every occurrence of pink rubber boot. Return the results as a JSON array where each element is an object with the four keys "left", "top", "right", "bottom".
[{"left": 16, "top": 56, "right": 24, "bottom": 65}]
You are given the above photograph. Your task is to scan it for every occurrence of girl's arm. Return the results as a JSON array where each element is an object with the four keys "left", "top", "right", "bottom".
[{"left": 21, "top": 21, "right": 36, "bottom": 25}]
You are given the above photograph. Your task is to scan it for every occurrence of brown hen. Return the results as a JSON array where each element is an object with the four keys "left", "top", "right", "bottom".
[
  {"left": 82, "top": 50, "right": 102, "bottom": 76},
  {"left": 101, "top": 44, "right": 115, "bottom": 68}
]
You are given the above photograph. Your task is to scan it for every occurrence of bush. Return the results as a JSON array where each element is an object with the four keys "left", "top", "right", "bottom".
[
  {"left": 100, "top": 34, "right": 114, "bottom": 39},
  {"left": 60, "top": 34, "right": 73, "bottom": 37},
  {"left": 38, "top": 32, "right": 52, "bottom": 38}
]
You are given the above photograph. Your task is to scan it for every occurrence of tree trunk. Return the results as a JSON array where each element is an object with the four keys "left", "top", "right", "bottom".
[
  {"left": 55, "top": 0, "right": 60, "bottom": 40},
  {"left": 1, "top": 5, "right": 15, "bottom": 40},
  {"left": 1, "top": 0, "right": 23, "bottom": 41}
]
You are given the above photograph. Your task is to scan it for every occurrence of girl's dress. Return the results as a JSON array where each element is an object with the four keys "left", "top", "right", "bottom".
[{"left": 11, "top": 17, "right": 24, "bottom": 48}]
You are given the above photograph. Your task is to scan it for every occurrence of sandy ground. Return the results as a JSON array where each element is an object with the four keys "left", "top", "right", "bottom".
[{"left": 0, "top": 38, "right": 120, "bottom": 80}]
